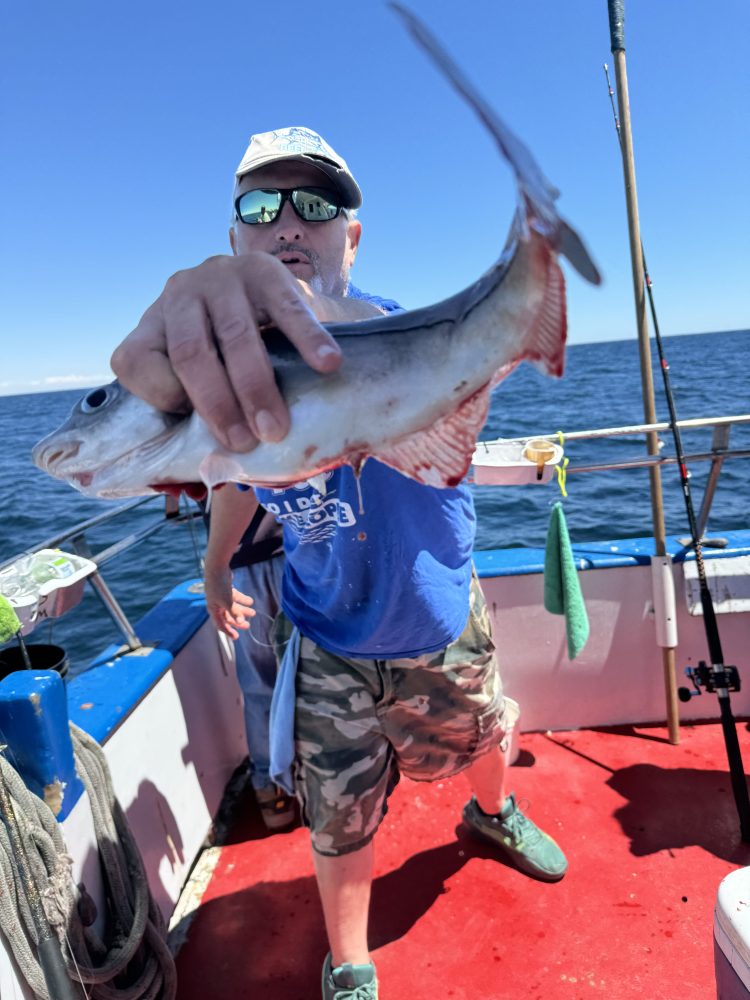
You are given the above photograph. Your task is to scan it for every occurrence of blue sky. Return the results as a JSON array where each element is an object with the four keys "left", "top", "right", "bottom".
[{"left": 2, "top": 0, "right": 748, "bottom": 395}]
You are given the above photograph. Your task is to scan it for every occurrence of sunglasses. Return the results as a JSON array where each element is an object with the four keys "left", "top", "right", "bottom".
[{"left": 234, "top": 186, "right": 344, "bottom": 225}]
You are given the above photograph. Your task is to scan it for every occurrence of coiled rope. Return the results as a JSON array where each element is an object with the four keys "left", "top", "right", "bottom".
[{"left": 0, "top": 723, "right": 177, "bottom": 999}]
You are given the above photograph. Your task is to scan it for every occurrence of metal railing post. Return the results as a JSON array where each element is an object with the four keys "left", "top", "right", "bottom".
[
  {"left": 697, "top": 423, "right": 732, "bottom": 539},
  {"left": 69, "top": 534, "right": 142, "bottom": 652}
]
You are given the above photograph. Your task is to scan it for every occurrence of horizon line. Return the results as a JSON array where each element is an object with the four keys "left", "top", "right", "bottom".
[{"left": 0, "top": 327, "right": 746, "bottom": 400}]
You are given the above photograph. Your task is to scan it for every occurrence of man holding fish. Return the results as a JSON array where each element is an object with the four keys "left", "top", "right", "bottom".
[{"left": 110, "top": 124, "right": 569, "bottom": 999}]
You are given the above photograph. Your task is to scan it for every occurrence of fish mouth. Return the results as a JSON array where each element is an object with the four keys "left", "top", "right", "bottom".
[
  {"left": 70, "top": 471, "right": 94, "bottom": 488},
  {"left": 33, "top": 419, "right": 185, "bottom": 489},
  {"left": 32, "top": 438, "right": 81, "bottom": 474},
  {"left": 34, "top": 442, "right": 96, "bottom": 492}
]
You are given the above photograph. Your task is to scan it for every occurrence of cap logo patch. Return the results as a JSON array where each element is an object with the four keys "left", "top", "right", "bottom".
[{"left": 269, "top": 127, "right": 326, "bottom": 155}]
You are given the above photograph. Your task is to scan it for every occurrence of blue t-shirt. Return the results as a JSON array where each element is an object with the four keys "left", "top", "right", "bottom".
[
  {"left": 254, "top": 285, "right": 476, "bottom": 660},
  {"left": 346, "top": 282, "right": 403, "bottom": 315}
]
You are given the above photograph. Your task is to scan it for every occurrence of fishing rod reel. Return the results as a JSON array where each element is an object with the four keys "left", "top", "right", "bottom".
[{"left": 678, "top": 660, "right": 741, "bottom": 702}]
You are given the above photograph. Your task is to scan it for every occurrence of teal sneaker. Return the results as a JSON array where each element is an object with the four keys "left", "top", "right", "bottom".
[
  {"left": 463, "top": 793, "right": 568, "bottom": 882},
  {"left": 321, "top": 953, "right": 378, "bottom": 999}
]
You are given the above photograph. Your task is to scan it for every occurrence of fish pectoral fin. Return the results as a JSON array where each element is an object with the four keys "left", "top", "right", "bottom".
[
  {"left": 198, "top": 453, "right": 247, "bottom": 488},
  {"left": 374, "top": 387, "right": 490, "bottom": 488},
  {"left": 306, "top": 474, "right": 328, "bottom": 497}
]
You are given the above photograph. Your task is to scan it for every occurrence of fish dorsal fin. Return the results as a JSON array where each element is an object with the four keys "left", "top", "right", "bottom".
[{"left": 373, "top": 387, "right": 490, "bottom": 487}]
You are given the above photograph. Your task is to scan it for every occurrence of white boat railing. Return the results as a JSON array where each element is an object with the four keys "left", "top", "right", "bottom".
[
  {"left": 1, "top": 414, "right": 747, "bottom": 655},
  {"left": 474, "top": 413, "right": 750, "bottom": 538}
]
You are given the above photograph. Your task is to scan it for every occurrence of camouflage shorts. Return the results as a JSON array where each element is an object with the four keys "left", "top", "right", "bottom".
[{"left": 273, "top": 576, "right": 507, "bottom": 857}]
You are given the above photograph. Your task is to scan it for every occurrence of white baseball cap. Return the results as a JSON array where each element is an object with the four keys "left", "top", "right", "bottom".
[{"left": 235, "top": 126, "right": 362, "bottom": 209}]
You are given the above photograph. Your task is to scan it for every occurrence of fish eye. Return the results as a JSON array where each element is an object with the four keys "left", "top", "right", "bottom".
[{"left": 81, "top": 386, "right": 114, "bottom": 413}]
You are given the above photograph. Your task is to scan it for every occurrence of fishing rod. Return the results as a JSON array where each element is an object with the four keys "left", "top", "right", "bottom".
[{"left": 606, "top": 0, "right": 750, "bottom": 841}]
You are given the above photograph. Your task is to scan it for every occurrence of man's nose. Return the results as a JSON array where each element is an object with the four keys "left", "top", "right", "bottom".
[{"left": 274, "top": 200, "right": 304, "bottom": 241}]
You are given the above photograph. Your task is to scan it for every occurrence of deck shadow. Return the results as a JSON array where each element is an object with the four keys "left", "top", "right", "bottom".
[
  {"left": 370, "top": 828, "right": 521, "bottom": 949},
  {"left": 214, "top": 773, "right": 302, "bottom": 847},
  {"left": 173, "top": 873, "right": 326, "bottom": 999},
  {"left": 511, "top": 747, "right": 536, "bottom": 767},
  {"left": 607, "top": 762, "right": 750, "bottom": 864},
  {"left": 590, "top": 719, "right": 750, "bottom": 745},
  {"left": 125, "top": 778, "right": 186, "bottom": 917},
  {"left": 587, "top": 723, "right": 677, "bottom": 746},
  {"left": 173, "top": 830, "right": 516, "bottom": 996}
]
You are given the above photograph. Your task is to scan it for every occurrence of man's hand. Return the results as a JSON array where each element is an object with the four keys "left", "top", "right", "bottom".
[
  {"left": 204, "top": 563, "right": 255, "bottom": 640},
  {"left": 111, "top": 253, "right": 343, "bottom": 452}
]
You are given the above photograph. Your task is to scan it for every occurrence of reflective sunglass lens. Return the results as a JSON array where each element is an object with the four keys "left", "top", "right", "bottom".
[
  {"left": 237, "top": 189, "right": 282, "bottom": 224},
  {"left": 291, "top": 188, "right": 341, "bottom": 221}
]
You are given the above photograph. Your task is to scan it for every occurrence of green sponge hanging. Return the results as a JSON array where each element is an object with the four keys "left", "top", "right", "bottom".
[
  {"left": 0, "top": 595, "right": 22, "bottom": 645},
  {"left": 0, "top": 595, "right": 32, "bottom": 670},
  {"left": 544, "top": 502, "right": 590, "bottom": 660}
]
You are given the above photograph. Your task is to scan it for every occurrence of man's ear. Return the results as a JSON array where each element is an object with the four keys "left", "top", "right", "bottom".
[
  {"left": 229, "top": 226, "right": 238, "bottom": 255},
  {"left": 346, "top": 218, "right": 362, "bottom": 266}
]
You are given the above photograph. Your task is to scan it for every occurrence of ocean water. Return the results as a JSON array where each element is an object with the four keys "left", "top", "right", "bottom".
[{"left": 1, "top": 329, "right": 748, "bottom": 674}]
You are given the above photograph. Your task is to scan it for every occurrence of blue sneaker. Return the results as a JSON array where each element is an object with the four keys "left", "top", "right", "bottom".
[
  {"left": 321, "top": 953, "right": 378, "bottom": 999},
  {"left": 463, "top": 793, "right": 568, "bottom": 882}
]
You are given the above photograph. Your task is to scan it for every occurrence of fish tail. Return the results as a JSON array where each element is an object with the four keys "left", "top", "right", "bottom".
[
  {"left": 390, "top": 5, "right": 559, "bottom": 224},
  {"left": 390, "top": 3, "right": 601, "bottom": 287}
]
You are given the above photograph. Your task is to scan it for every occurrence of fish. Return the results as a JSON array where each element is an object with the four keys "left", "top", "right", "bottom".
[{"left": 31, "top": 4, "right": 601, "bottom": 501}]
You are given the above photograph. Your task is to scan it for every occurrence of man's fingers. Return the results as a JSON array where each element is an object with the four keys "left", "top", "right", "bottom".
[
  {"left": 261, "top": 265, "right": 343, "bottom": 375},
  {"left": 230, "top": 588, "right": 255, "bottom": 610},
  {"left": 162, "top": 274, "right": 258, "bottom": 452},
  {"left": 230, "top": 593, "right": 255, "bottom": 624},
  {"left": 206, "top": 277, "right": 287, "bottom": 443},
  {"left": 209, "top": 604, "right": 251, "bottom": 638},
  {"left": 230, "top": 613, "right": 252, "bottom": 632},
  {"left": 206, "top": 576, "right": 255, "bottom": 640},
  {"left": 214, "top": 256, "right": 340, "bottom": 442},
  {"left": 231, "top": 605, "right": 254, "bottom": 622},
  {"left": 217, "top": 615, "right": 240, "bottom": 640},
  {"left": 111, "top": 303, "right": 189, "bottom": 413},
  {"left": 112, "top": 254, "right": 344, "bottom": 452}
]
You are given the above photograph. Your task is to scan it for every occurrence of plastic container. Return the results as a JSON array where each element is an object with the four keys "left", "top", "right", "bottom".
[
  {"left": 471, "top": 440, "right": 563, "bottom": 486},
  {"left": 0, "top": 643, "right": 69, "bottom": 682},
  {"left": 0, "top": 549, "right": 96, "bottom": 636}
]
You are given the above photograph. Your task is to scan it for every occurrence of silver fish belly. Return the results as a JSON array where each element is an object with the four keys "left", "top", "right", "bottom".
[{"left": 32, "top": 6, "right": 600, "bottom": 501}]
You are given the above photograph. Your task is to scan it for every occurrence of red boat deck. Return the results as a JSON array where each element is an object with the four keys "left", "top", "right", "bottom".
[{"left": 174, "top": 721, "right": 750, "bottom": 999}]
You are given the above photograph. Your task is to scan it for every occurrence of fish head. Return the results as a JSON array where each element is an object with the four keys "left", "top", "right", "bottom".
[{"left": 32, "top": 381, "right": 187, "bottom": 497}]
